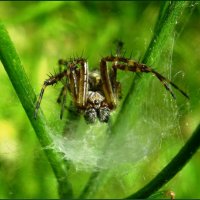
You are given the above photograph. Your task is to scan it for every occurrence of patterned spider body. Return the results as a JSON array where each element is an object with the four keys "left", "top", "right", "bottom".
[
  {"left": 34, "top": 42, "right": 189, "bottom": 123},
  {"left": 84, "top": 91, "right": 109, "bottom": 123}
]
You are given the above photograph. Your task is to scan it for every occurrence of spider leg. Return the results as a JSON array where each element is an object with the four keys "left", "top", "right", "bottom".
[
  {"left": 110, "top": 64, "right": 122, "bottom": 99},
  {"left": 58, "top": 59, "right": 81, "bottom": 114},
  {"left": 101, "top": 56, "right": 189, "bottom": 99},
  {"left": 57, "top": 86, "right": 65, "bottom": 104},
  {"left": 68, "top": 58, "right": 88, "bottom": 108},
  {"left": 34, "top": 70, "right": 67, "bottom": 119},
  {"left": 100, "top": 59, "right": 117, "bottom": 109},
  {"left": 60, "top": 85, "right": 67, "bottom": 119},
  {"left": 150, "top": 70, "right": 177, "bottom": 99},
  {"left": 127, "top": 62, "right": 189, "bottom": 99},
  {"left": 76, "top": 60, "right": 89, "bottom": 108},
  {"left": 56, "top": 85, "right": 68, "bottom": 119},
  {"left": 58, "top": 58, "right": 89, "bottom": 109}
]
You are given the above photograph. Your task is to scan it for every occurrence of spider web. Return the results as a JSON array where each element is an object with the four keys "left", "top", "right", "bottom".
[{"left": 47, "top": 34, "right": 185, "bottom": 173}]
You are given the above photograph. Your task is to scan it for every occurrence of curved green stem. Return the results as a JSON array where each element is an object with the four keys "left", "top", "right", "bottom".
[
  {"left": 126, "top": 123, "right": 200, "bottom": 199},
  {"left": 117, "top": 2, "right": 189, "bottom": 128},
  {"left": 79, "top": 2, "right": 191, "bottom": 198},
  {"left": 0, "top": 22, "right": 72, "bottom": 198}
]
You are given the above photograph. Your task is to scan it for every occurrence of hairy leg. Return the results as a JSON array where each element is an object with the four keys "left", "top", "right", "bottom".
[
  {"left": 101, "top": 56, "right": 189, "bottom": 99},
  {"left": 34, "top": 70, "right": 67, "bottom": 119}
]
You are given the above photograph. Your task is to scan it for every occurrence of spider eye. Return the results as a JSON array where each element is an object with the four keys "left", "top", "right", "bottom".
[
  {"left": 98, "top": 107, "right": 110, "bottom": 123},
  {"left": 84, "top": 108, "right": 97, "bottom": 124}
]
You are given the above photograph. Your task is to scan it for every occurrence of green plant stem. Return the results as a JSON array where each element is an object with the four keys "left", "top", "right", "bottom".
[
  {"left": 117, "top": 2, "right": 189, "bottom": 128},
  {"left": 126, "top": 123, "right": 200, "bottom": 199},
  {"left": 153, "top": 1, "right": 170, "bottom": 35},
  {"left": 143, "top": 1, "right": 189, "bottom": 64},
  {"left": 0, "top": 22, "right": 72, "bottom": 198},
  {"left": 80, "top": 2, "right": 190, "bottom": 198}
]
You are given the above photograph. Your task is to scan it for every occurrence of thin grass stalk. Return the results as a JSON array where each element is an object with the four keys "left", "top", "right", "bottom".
[
  {"left": 0, "top": 22, "right": 73, "bottom": 198},
  {"left": 80, "top": 2, "right": 190, "bottom": 198},
  {"left": 126, "top": 123, "right": 200, "bottom": 199}
]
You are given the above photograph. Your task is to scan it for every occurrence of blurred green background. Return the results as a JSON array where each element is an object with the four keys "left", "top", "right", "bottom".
[{"left": 0, "top": 1, "right": 200, "bottom": 198}]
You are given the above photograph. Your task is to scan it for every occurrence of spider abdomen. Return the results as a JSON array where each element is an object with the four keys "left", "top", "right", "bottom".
[{"left": 83, "top": 91, "right": 110, "bottom": 123}]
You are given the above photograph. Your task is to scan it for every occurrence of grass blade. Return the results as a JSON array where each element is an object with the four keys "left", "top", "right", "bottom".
[
  {"left": 0, "top": 22, "right": 73, "bottom": 198},
  {"left": 126, "top": 123, "right": 200, "bottom": 199},
  {"left": 80, "top": 2, "right": 191, "bottom": 198}
]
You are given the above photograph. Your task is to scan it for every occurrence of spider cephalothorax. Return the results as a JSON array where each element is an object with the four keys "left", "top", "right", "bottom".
[{"left": 34, "top": 42, "right": 189, "bottom": 123}]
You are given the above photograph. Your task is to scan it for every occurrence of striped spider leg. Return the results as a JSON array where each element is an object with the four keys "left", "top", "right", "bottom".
[
  {"left": 100, "top": 55, "right": 189, "bottom": 109},
  {"left": 34, "top": 58, "right": 89, "bottom": 120}
]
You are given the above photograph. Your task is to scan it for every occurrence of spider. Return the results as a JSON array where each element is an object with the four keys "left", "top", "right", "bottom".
[{"left": 34, "top": 41, "right": 189, "bottom": 123}]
